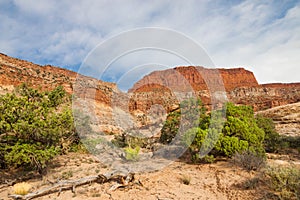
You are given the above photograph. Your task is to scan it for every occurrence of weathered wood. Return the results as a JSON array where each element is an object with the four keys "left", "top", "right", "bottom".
[
  {"left": 109, "top": 173, "right": 134, "bottom": 191},
  {"left": 9, "top": 173, "right": 134, "bottom": 200}
]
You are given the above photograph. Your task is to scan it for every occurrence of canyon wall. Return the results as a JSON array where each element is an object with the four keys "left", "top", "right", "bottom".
[
  {"left": 0, "top": 53, "right": 123, "bottom": 134},
  {"left": 129, "top": 66, "right": 258, "bottom": 92},
  {"left": 128, "top": 66, "right": 300, "bottom": 112},
  {"left": 1, "top": 53, "right": 300, "bottom": 134}
]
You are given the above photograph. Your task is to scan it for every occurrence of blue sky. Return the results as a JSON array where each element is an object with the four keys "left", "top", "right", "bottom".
[{"left": 0, "top": 0, "right": 300, "bottom": 91}]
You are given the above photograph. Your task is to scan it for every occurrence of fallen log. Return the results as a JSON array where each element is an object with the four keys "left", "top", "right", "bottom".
[{"left": 9, "top": 172, "right": 134, "bottom": 200}]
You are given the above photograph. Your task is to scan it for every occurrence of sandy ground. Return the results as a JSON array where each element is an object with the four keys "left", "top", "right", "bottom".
[{"left": 0, "top": 152, "right": 276, "bottom": 200}]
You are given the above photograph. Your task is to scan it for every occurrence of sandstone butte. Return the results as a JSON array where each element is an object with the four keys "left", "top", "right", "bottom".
[
  {"left": 0, "top": 52, "right": 300, "bottom": 133},
  {"left": 128, "top": 66, "right": 300, "bottom": 112}
]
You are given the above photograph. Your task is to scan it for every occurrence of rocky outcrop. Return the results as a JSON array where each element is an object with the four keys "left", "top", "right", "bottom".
[
  {"left": 129, "top": 66, "right": 258, "bottom": 93},
  {"left": 257, "top": 102, "right": 300, "bottom": 136},
  {"left": 229, "top": 84, "right": 300, "bottom": 111},
  {"left": 128, "top": 66, "right": 300, "bottom": 112},
  {"left": 0, "top": 53, "right": 117, "bottom": 101}
]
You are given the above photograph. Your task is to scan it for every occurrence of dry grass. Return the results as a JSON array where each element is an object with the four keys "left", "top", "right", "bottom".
[
  {"left": 13, "top": 182, "right": 32, "bottom": 195},
  {"left": 181, "top": 174, "right": 191, "bottom": 185}
]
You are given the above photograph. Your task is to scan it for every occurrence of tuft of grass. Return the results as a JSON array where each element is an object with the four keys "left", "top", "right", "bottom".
[
  {"left": 243, "top": 177, "right": 260, "bottom": 190},
  {"left": 13, "top": 182, "right": 32, "bottom": 195},
  {"left": 92, "top": 193, "right": 101, "bottom": 197},
  {"left": 61, "top": 170, "right": 73, "bottom": 179},
  {"left": 181, "top": 174, "right": 191, "bottom": 185}
]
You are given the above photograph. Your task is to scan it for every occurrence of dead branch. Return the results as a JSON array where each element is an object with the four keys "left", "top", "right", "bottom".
[
  {"left": 9, "top": 172, "right": 134, "bottom": 200},
  {"left": 109, "top": 173, "right": 134, "bottom": 191}
]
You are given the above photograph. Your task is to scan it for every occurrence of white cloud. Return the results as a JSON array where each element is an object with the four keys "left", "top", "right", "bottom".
[{"left": 0, "top": 0, "right": 299, "bottom": 86}]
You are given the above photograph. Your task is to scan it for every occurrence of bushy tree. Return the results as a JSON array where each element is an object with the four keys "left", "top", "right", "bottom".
[
  {"left": 179, "top": 101, "right": 267, "bottom": 162},
  {"left": 255, "top": 114, "right": 280, "bottom": 153},
  {"left": 159, "top": 98, "right": 204, "bottom": 144},
  {"left": 159, "top": 110, "right": 180, "bottom": 144},
  {"left": 219, "top": 103, "right": 265, "bottom": 156},
  {"left": 0, "top": 84, "right": 76, "bottom": 172}
]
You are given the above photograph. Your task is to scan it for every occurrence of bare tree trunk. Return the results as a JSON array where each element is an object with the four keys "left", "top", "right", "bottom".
[{"left": 9, "top": 173, "right": 134, "bottom": 200}]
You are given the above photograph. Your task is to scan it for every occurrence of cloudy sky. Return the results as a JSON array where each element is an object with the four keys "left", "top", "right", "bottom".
[{"left": 0, "top": 0, "right": 299, "bottom": 90}]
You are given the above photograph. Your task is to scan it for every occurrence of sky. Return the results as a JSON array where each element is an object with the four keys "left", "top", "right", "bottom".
[{"left": 0, "top": 0, "right": 300, "bottom": 91}]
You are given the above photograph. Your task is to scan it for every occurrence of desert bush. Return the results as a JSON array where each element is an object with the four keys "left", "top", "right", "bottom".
[
  {"left": 182, "top": 102, "right": 266, "bottom": 161},
  {"left": 242, "top": 177, "right": 261, "bottom": 190},
  {"left": 124, "top": 146, "right": 140, "bottom": 161},
  {"left": 160, "top": 98, "right": 204, "bottom": 144},
  {"left": 111, "top": 133, "right": 127, "bottom": 148},
  {"left": 265, "top": 165, "right": 300, "bottom": 200},
  {"left": 159, "top": 110, "right": 181, "bottom": 144},
  {"left": 256, "top": 115, "right": 281, "bottom": 153},
  {"left": 112, "top": 132, "right": 148, "bottom": 149},
  {"left": 280, "top": 136, "right": 300, "bottom": 150},
  {"left": 124, "top": 133, "right": 147, "bottom": 149},
  {"left": 232, "top": 150, "right": 266, "bottom": 171},
  {"left": 0, "top": 84, "right": 77, "bottom": 171},
  {"left": 4, "top": 143, "right": 59, "bottom": 171},
  {"left": 215, "top": 135, "right": 249, "bottom": 157},
  {"left": 189, "top": 153, "right": 216, "bottom": 164},
  {"left": 222, "top": 103, "right": 265, "bottom": 153}
]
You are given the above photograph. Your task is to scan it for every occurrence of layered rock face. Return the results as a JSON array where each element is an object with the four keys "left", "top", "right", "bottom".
[
  {"left": 0, "top": 53, "right": 122, "bottom": 134},
  {"left": 1, "top": 53, "right": 299, "bottom": 135},
  {"left": 257, "top": 102, "right": 300, "bottom": 136},
  {"left": 229, "top": 84, "right": 300, "bottom": 111},
  {"left": 129, "top": 66, "right": 300, "bottom": 112},
  {"left": 0, "top": 53, "right": 117, "bottom": 99},
  {"left": 129, "top": 66, "right": 258, "bottom": 93}
]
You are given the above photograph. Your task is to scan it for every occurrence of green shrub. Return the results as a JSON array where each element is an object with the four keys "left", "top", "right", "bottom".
[
  {"left": 256, "top": 115, "right": 281, "bottom": 153},
  {"left": 111, "top": 133, "right": 127, "bottom": 148},
  {"left": 183, "top": 127, "right": 207, "bottom": 151},
  {"left": 4, "top": 143, "right": 59, "bottom": 172},
  {"left": 159, "top": 110, "right": 180, "bottom": 144},
  {"left": 216, "top": 135, "right": 249, "bottom": 157},
  {"left": 265, "top": 165, "right": 300, "bottom": 200},
  {"left": 280, "top": 136, "right": 300, "bottom": 150},
  {"left": 182, "top": 102, "right": 266, "bottom": 160},
  {"left": 203, "top": 155, "right": 215, "bottom": 163},
  {"left": 160, "top": 98, "right": 204, "bottom": 144},
  {"left": 81, "top": 138, "right": 104, "bottom": 154},
  {"left": 124, "top": 146, "right": 140, "bottom": 161},
  {"left": 0, "top": 84, "right": 77, "bottom": 171},
  {"left": 112, "top": 132, "right": 148, "bottom": 149}
]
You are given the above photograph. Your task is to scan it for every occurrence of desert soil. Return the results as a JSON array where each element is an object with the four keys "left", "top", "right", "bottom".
[{"left": 2, "top": 152, "right": 299, "bottom": 200}]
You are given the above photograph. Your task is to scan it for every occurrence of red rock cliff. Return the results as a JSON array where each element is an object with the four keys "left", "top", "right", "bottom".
[
  {"left": 129, "top": 66, "right": 258, "bottom": 93},
  {"left": 128, "top": 66, "right": 300, "bottom": 112},
  {"left": 0, "top": 53, "right": 117, "bottom": 105}
]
